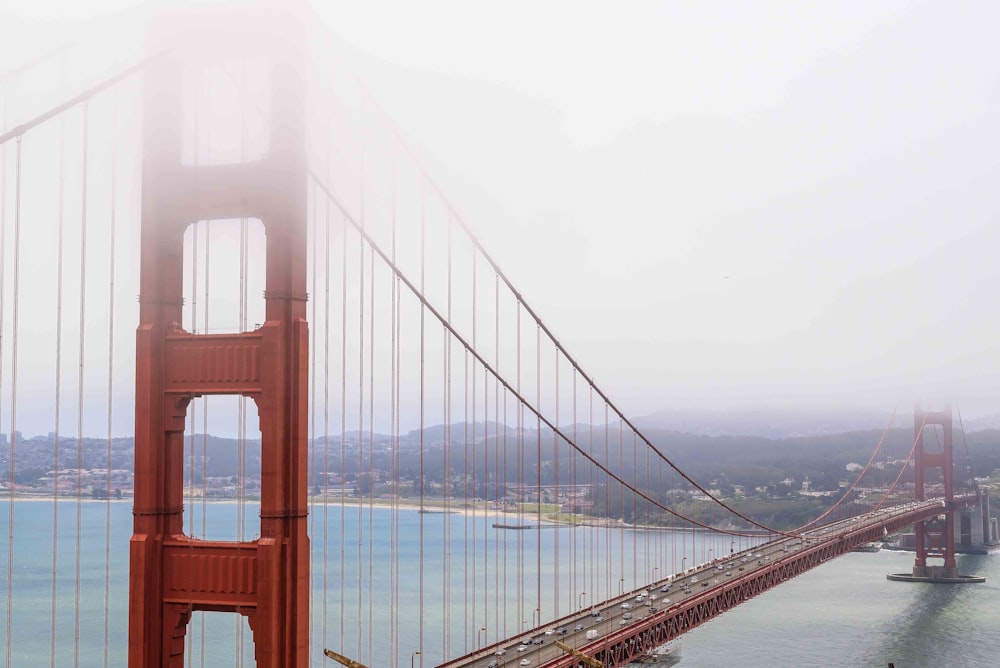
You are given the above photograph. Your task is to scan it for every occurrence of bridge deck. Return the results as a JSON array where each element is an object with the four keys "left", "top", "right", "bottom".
[{"left": 441, "top": 497, "right": 976, "bottom": 668}]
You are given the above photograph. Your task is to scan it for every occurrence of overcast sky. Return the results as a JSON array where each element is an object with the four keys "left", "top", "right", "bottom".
[
  {"left": 317, "top": 0, "right": 1000, "bottom": 417},
  {"left": 1, "top": 0, "right": 998, "bottom": 436}
]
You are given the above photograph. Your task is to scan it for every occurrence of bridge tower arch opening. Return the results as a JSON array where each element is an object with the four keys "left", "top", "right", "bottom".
[{"left": 128, "top": 7, "right": 310, "bottom": 667}]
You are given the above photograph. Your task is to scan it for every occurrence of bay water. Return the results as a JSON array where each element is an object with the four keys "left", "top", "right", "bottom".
[{"left": 1, "top": 500, "right": 996, "bottom": 667}]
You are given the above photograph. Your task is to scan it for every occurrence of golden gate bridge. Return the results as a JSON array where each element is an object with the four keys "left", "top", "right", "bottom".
[{"left": 0, "top": 3, "right": 993, "bottom": 667}]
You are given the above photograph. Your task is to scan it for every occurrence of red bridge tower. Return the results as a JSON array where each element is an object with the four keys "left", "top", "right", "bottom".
[
  {"left": 911, "top": 406, "right": 958, "bottom": 579},
  {"left": 128, "top": 12, "right": 310, "bottom": 667}
]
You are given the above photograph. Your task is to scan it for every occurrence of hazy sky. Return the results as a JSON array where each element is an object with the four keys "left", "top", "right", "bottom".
[
  {"left": 1, "top": 0, "right": 998, "bottom": 434},
  {"left": 317, "top": 0, "right": 1000, "bottom": 417}
]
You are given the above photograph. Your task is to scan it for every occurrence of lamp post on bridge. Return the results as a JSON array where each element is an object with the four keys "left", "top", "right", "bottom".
[
  {"left": 477, "top": 627, "right": 487, "bottom": 649},
  {"left": 532, "top": 607, "right": 540, "bottom": 629},
  {"left": 708, "top": 548, "right": 713, "bottom": 563},
  {"left": 578, "top": 591, "right": 586, "bottom": 610},
  {"left": 652, "top": 566, "right": 659, "bottom": 583},
  {"left": 618, "top": 578, "right": 624, "bottom": 595},
  {"left": 682, "top": 557, "right": 687, "bottom": 572}
]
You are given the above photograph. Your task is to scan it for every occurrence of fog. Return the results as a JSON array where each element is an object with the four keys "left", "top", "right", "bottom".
[{"left": 1, "top": 0, "right": 998, "bottom": 438}]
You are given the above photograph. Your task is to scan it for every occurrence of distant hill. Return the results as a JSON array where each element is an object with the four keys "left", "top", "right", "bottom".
[
  {"left": 960, "top": 413, "right": 1000, "bottom": 433},
  {"left": 632, "top": 406, "right": 894, "bottom": 439}
]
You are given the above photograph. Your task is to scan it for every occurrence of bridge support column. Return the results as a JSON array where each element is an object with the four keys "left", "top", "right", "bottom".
[
  {"left": 886, "top": 406, "right": 985, "bottom": 584},
  {"left": 955, "top": 492, "right": 1000, "bottom": 553},
  {"left": 128, "top": 9, "right": 310, "bottom": 667}
]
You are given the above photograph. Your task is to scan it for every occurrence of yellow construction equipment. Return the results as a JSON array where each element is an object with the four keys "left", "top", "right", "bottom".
[
  {"left": 323, "top": 648, "right": 368, "bottom": 668},
  {"left": 553, "top": 640, "right": 603, "bottom": 668}
]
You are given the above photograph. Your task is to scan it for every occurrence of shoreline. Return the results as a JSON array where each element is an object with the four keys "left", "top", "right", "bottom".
[
  {"left": 0, "top": 495, "right": 736, "bottom": 533},
  {"left": 0, "top": 494, "right": 555, "bottom": 524}
]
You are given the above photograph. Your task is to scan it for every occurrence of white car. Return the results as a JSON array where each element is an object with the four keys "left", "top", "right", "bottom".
[
  {"left": 517, "top": 644, "right": 529, "bottom": 652},
  {"left": 520, "top": 660, "right": 532, "bottom": 667}
]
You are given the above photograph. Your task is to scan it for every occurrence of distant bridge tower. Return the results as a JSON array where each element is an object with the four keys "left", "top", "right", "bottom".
[
  {"left": 128, "top": 7, "right": 309, "bottom": 667},
  {"left": 911, "top": 406, "right": 958, "bottom": 579}
]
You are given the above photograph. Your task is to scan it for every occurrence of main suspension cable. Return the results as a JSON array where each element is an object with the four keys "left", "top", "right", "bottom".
[{"left": 310, "top": 174, "right": 793, "bottom": 538}]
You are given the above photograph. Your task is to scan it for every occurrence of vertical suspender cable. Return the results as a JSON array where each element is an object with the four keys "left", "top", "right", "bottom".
[
  {"left": 186, "top": 84, "right": 200, "bottom": 668},
  {"left": 516, "top": 303, "right": 523, "bottom": 629},
  {"left": 461, "top": 342, "right": 468, "bottom": 651},
  {"left": 632, "top": 426, "right": 656, "bottom": 582},
  {"left": 49, "top": 75, "right": 67, "bottom": 668},
  {"left": 392, "top": 227, "right": 402, "bottom": 665},
  {"left": 535, "top": 323, "right": 541, "bottom": 627},
  {"left": 339, "top": 208, "right": 346, "bottom": 654},
  {"left": 199, "top": 219, "right": 210, "bottom": 668},
  {"left": 356, "top": 138, "right": 366, "bottom": 664},
  {"left": 462, "top": 347, "right": 469, "bottom": 651},
  {"left": 443, "top": 212, "right": 452, "bottom": 658},
  {"left": 470, "top": 252, "right": 477, "bottom": 645},
  {"left": 237, "top": 217, "right": 248, "bottom": 666},
  {"left": 3, "top": 134, "right": 22, "bottom": 668},
  {"left": 388, "top": 162, "right": 399, "bottom": 665},
  {"left": 73, "top": 102, "right": 89, "bottom": 668},
  {"left": 189, "top": 86, "right": 201, "bottom": 668},
  {"left": 482, "top": 272, "right": 489, "bottom": 637},
  {"left": 187, "top": 220, "right": 198, "bottom": 509},
  {"left": 307, "top": 181, "right": 317, "bottom": 667},
  {"left": 494, "top": 274, "right": 500, "bottom": 637},
  {"left": 584, "top": 379, "right": 600, "bottom": 604},
  {"left": 367, "top": 245, "right": 374, "bottom": 664},
  {"left": 321, "top": 191, "right": 331, "bottom": 654},
  {"left": 417, "top": 177, "right": 425, "bottom": 666},
  {"left": 103, "top": 88, "right": 119, "bottom": 668},
  {"left": 570, "top": 369, "right": 576, "bottom": 612},
  {"left": 552, "top": 349, "right": 559, "bottom": 619},
  {"left": 514, "top": 303, "right": 521, "bottom": 630},
  {"left": 603, "top": 403, "right": 609, "bottom": 599},
  {"left": 618, "top": 421, "right": 624, "bottom": 587},
  {"left": 231, "top": 58, "right": 247, "bottom": 667},
  {"left": 321, "top": 191, "right": 333, "bottom": 655}
]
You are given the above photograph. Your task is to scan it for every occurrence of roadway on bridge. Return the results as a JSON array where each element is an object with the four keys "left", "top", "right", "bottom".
[{"left": 452, "top": 500, "right": 947, "bottom": 668}]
